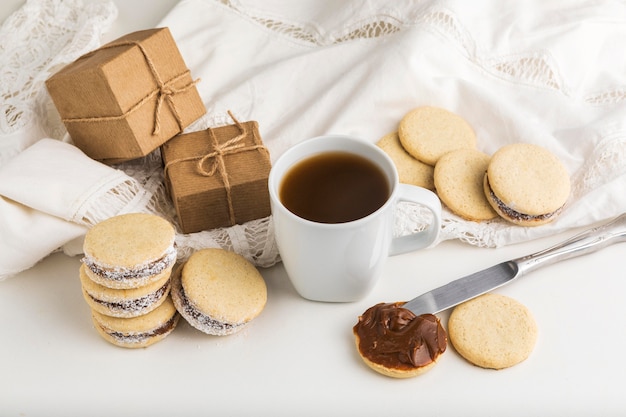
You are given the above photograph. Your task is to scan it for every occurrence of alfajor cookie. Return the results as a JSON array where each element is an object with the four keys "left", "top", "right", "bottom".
[
  {"left": 484, "top": 143, "right": 570, "bottom": 226},
  {"left": 398, "top": 106, "right": 477, "bottom": 166},
  {"left": 82, "top": 213, "right": 177, "bottom": 289},
  {"left": 447, "top": 293, "right": 537, "bottom": 370},
  {"left": 353, "top": 302, "right": 447, "bottom": 378},
  {"left": 171, "top": 248, "right": 267, "bottom": 336},
  {"left": 91, "top": 295, "right": 180, "bottom": 349},
  {"left": 377, "top": 131, "right": 435, "bottom": 190},
  {"left": 79, "top": 264, "right": 172, "bottom": 318},
  {"left": 434, "top": 148, "right": 497, "bottom": 221}
]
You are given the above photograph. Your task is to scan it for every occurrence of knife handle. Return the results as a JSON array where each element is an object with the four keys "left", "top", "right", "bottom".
[{"left": 514, "top": 212, "right": 626, "bottom": 276}]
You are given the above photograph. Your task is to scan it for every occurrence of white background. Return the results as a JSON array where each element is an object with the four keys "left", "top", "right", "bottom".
[{"left": 1, "top": 1, "right": 625, "bottom": 416}]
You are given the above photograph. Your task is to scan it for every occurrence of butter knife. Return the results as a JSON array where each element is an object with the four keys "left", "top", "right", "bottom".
[{"left": 403, "top": 212, "right": 626, "bottom": 316}]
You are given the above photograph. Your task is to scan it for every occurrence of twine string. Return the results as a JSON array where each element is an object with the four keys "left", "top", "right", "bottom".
[
  {"left": 163, "top": 111, "right": 270, "bottom": 226},
  {"left": 61, "top": 39, "right": 200, "bottom": 135}
]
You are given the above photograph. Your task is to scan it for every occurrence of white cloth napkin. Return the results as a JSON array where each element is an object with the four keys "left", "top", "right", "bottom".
[
  {"left": 0, "top": 196, "right": 87, "bottom": 279},
  {"left": 0, "top": 139, "right": 142, "bottom": 224},
  {"left": 0, "top": 139, "right": 154, "bottom": 280}
]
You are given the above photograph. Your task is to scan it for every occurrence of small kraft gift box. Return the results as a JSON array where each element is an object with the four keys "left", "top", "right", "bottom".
[
  {"left": 162, "top": 113, "right": 272, "bottom": 234},
  {"left": 46, "top": 27, "right": 206, "bottom": 164}
]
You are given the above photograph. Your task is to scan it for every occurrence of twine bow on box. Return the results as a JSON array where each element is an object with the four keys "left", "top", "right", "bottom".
[{"left": 163, "top": 111, "right": 270, "bottom": 227}]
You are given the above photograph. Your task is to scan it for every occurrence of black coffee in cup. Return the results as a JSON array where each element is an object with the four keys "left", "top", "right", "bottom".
[{"left": 279, "top": 151, "right": 390, "bottom": 223}]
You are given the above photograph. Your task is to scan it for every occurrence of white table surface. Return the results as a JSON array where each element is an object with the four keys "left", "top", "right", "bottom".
[{"left": 1, "top": 1, "right": 625, "bottom": 416}]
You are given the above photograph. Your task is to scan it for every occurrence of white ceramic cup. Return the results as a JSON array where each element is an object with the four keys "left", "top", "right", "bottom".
[{"left": 269, "top": 135, "right": 441, "bottom": 302}]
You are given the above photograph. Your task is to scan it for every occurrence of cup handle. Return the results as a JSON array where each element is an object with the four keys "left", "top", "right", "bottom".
[{"left": 389, "top": 184, "right": 442, "bottom": 256}]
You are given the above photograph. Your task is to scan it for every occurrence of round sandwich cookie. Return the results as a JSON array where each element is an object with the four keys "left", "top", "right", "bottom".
[
  {"left": 171, "top": 248, "right": 267, "bottom": 336},
  {"left": 376, "top": 131, "right": 435, "bottom": 190},
  {"left": 398, "top": 106, "right": 477, "bottom": 166},
  {"left": 353, "top": 302, "right": 447, "bottom": 378},
  {"left": 82, "top": 213, "right": 177, "bottom": 289},
  {"left": 447, "top": 293, "right": 538, "bottom": 370},
  {"left": 91, "top": 295, "right": 180, "bottom": 348},
  {"left": 484, "top": 143, "right": 570, "bottom": 226},
  {"left": 434, "top": 148, "right": 498, "bottom": 221},
  {"left": 79, "top": 264, "right": 172, "bottom": 318}
]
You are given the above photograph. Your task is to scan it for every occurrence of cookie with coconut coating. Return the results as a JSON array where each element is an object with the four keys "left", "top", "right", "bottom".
[
  {"left": 171, "top": 248, "right": 267, "bottom": 336},
  {"left": 91, "top": 295, "right": 180, "bottom": 348},
  {"left": 82, "top": 213, "right": 177, "bottom": 289},
  {"left": 79, "top": 263, "right": 172, "bottom": 318}
]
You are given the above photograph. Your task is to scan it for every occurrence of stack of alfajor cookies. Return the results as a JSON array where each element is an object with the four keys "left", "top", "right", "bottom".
[{"left": 79, "top": 213, "right": 180, "bottom": 348}]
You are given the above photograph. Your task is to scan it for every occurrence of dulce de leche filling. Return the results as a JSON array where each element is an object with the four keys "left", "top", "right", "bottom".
[
  {"left": 83, "top": 246, "right": 177, "bottom": 282},
  {"left": 100, "top": 314, "right": 179, "bottom": 345},
  {"left": 353, "top": 302, "right": 447, "bottom": 370},
  {"left": 87, "top": 280, "right": 170, "bottom": 313},
  {"left": 485, "top": 176, "right": 563, "bottom": 223}
]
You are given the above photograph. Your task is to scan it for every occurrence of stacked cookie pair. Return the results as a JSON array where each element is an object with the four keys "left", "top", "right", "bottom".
[
  {"left": 80, "top": 213, "right": 180, "bottom": 348},
  {"left": 378, "top": 106, "right": 571, "bottom": 226},
  {"left": 170, "top": 248, "right": 268, "bottom": 336}
]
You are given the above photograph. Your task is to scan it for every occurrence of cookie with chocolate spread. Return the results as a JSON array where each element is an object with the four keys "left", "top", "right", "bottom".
[
  {"left": 82, "top": 213, "right": 177, "bottom": 289},
  {"left": 91, "top": 295, "right": 180, "bottom": 348},
  {"left": 434, "top": 148, "right": 497, "bottom": 221},
  {"left": 79, "top": 263, "right": 172, "bottom": 318},
  {"left": 171, "top": 248, "right": 267, "bottom": 336},
  {"left": 353, "top": 302, "right": 447, "bottom": 378},
  {"left": 377, "top": 131, "right": 435, "bottom": 190},
  {"left": 484, "top": 143, "right": 570, "bottom": 226},
  {"left": 448, "top": 293, "right": 537, "bottom": 369},
  {"left": 398, "top": 106, "right": 476, "bottom": 166}
]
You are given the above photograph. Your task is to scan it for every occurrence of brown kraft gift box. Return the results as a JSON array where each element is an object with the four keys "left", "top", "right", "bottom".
[
  {"left": 45, "top": 27, "right": 205, "bottom": 163},
  {"left": 162, "top": 115, "right": 272, "bottom": 234}
]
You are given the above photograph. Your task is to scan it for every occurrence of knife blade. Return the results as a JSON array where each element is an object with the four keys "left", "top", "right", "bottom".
[{"left": 403, "top": 212, "right": 626, "bottom": 316}]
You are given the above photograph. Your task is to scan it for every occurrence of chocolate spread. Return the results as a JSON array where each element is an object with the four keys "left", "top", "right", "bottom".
[{"left": 353, "top": 302, "right": 447, "bottom": 370}]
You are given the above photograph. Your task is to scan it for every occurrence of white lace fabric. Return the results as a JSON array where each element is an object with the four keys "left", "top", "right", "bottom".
[
  {"left": 161, "top": 0, "right": 626, "bottom": 248},
  {"left": 0, "top": 0, "right": 118, "bottom": 157},
  {"left": 1, "top": 0, "right": 626, "bottom": 279}
]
